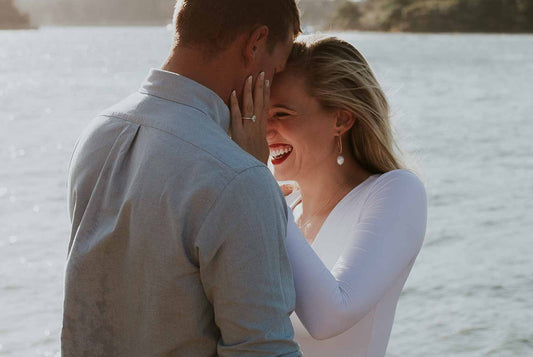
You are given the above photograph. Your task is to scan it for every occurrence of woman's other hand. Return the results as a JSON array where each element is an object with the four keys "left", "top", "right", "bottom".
[
  {"left": 230, "top": 72, "right": 270, "bottom": 164},
  {"left": 280, "top": 183, "right": 294, "bottom": 196}
]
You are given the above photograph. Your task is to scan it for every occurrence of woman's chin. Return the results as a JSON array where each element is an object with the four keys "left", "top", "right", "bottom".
[
  {"left": 270, "top": 152, "right": 300, "bottom": 183},
  {"left": 272, "top": 168, "right": 292, "bottom": 182}
]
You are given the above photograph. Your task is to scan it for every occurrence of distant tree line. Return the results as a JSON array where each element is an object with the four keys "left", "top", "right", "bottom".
[
  {"left": 16, "top": 0, "right": 175, "bottom": 26},
  {"left": 298, "top": 0, "right": 345, "bottom": 30},
  {"left": 15, "top": 0, "right": 338, "bottom": 29},
  {"left": 1, "top": 0, "right": 32, "bottom": 29},
  {"left": 330, "top": 0, "right": 533, "bottom": 32},
  {"left": 12, "top": 0, "right": 533, "bottom": 32}
]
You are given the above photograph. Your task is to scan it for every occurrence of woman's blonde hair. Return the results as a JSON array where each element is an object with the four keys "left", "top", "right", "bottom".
[{"left": 285, "top": 36, "right": 404, "bottom": 174}]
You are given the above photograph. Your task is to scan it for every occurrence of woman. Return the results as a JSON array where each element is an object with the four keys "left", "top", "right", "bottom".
[{"left": 230, "top": 36, "right": 427, "bottom": 357}]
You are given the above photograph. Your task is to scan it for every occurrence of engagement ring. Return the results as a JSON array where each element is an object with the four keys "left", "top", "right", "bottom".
[{"left": 242, "top": 115, "right": 257, "bottom": 123}]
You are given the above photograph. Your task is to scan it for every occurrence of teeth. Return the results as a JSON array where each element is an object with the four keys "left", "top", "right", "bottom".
[{"left": 270, "top": 146, "right": 293, "bottom": 159}]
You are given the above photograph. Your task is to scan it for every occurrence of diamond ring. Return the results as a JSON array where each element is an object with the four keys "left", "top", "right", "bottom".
[{"left": 242, "top": 115, "right": 257, "bottom": 123}]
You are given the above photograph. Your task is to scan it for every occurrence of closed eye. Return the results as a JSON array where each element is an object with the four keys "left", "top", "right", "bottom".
[{"left": 272, "top": 112, "right": 292, "bottom": 119}]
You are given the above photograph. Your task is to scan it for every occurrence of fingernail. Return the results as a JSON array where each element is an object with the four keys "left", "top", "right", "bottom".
[
  {"left": 232, "top": 90, "right": 236, "bottom": 97},
  {"left": 265, "top": 80, "right": 270, "bottom": 88},
  {"left": 248, "top": 75, "right": 253, "bottom": 83},
  {"left": 260, "top": 71, "right": 265, "bottom": 79}
]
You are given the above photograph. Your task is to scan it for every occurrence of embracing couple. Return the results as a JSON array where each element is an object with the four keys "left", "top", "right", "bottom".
[{"left": 61, "top": 0, "right": 427, "bottom": 356}]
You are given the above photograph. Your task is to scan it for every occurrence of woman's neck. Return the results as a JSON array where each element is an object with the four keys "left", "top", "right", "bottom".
[{"left": 296, "top": 155, "right": 371, "bottom": 240}]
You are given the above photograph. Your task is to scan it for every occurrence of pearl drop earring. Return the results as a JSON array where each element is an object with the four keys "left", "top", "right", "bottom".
[{"left": 337, "top": 136, "right": 345, "bottom": 166}]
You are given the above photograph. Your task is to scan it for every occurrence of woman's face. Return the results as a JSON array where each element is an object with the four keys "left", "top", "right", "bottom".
[{"left": 267, "top": 72, "right": 338, "bottom": 182}]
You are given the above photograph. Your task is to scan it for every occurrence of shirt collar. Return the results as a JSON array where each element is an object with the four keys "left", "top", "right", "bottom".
[{"left": 139, "top": 68, "right": 230, "bottom": 133}]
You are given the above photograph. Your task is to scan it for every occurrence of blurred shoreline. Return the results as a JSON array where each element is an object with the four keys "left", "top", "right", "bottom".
[
  {"left": 4, "top": 26, "right": 533, "bottom": 37},
  {"left": 4, "top": 0, "right": 533, "bottom": 33},
  {"left": 0, "top": 0, "right": 35, "bottom": 30}
]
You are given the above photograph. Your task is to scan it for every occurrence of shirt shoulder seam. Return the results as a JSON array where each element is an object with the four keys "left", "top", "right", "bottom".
[
  {"left": 98, "top": 113, "right": 260, "bottom": 176},
  {"left": 137, "top": 89, "right": 210, "bottom": 118},
  {"left": 194, "top": 165, "right": 274, "bottom": 243}
]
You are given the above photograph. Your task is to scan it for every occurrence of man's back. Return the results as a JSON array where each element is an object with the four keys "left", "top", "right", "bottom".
[{"left": 62, "top": 70, "right": 299, "bottom": 356}]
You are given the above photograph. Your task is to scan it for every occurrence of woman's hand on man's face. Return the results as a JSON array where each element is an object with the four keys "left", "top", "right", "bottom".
[{"left": 230, "top": 72, "right": 270, "bottom": 165}]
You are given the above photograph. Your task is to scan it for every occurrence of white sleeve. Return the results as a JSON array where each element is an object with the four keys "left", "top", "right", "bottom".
[{"left": 285, "top": 171, "right": 427, "bottom": 340}]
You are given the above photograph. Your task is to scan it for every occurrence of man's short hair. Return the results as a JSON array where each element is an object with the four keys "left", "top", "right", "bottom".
[{"left": 174, "top": 0, "right": 301, "bottom": 54}]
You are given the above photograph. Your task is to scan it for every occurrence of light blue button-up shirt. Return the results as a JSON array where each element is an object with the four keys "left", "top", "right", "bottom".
[{"left": 62, "top": 69, "right": 300, "bottom": 357}]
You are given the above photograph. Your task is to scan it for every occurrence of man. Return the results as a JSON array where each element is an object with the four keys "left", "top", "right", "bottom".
[{"left": 62, "top": 0, "right": 301, "bottom": 356}]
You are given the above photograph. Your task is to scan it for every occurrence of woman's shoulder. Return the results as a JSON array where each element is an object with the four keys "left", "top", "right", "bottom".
[
  {"left": 375, "top": 169, "right": 424, "bottom": 189},
  {"left": 367, "top": 169, "right": 426, "bottom": 203},
  {"left": 354, "top": 170, "right": 427, "bottom": 237}
]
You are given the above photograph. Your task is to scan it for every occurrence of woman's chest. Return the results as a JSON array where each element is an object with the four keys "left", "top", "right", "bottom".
[{"left": 296, "top": 209, "right": 359, "bottom": 270}]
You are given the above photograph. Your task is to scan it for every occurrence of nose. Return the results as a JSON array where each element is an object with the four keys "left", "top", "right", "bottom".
[
  {"left": 266, "top": 117, "right": 277, "bottom": 141},
  {"left": 266, "top": 129, "right": 276, "bottom": 141}
]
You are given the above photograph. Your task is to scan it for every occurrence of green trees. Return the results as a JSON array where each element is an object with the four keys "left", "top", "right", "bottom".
[
  {"left": 7, "top": 0, "right": 533, "bottom": 31},
  {"left": 330, "top": 1, "right": 363, "bottom": 30},
  {"left": 329, "top": 0, "right": 533, "bottom": 32},
  {"left": 517, "top": 0, "right": 533, "bottom": 31}
]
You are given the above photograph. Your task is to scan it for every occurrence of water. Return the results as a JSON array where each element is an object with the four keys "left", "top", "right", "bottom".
[{"left": 1, "top": 27, "right": 532, "bottom": 357}]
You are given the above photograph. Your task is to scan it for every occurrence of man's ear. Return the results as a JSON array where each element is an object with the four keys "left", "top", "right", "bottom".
[
  {"left": 243, "top": 25, "right": 269, "bottom": 66},
  {"left": 334, "top": 109, "right": 356, "bottom": 135}
]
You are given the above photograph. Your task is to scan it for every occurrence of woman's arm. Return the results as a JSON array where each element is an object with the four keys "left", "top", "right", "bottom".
[{"left": 286, "top": 170, "right": 427, "bottom": 340}]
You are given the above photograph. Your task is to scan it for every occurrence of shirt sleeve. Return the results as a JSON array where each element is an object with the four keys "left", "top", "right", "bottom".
[
  {"left": 195, "top": 166, "right": 301, "bottom": 357},
  {"left": 285, "top": 170, "right": 427, "bottom": 340}
]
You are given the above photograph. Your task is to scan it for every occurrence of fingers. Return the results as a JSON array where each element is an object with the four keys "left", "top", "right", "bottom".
[
  {"left": 230, "top": 90, "right": 242, "bottom": 130},
  {"left": 280, "top": 183, "right": 294, "bottom": 196},
  {"left": 230, "top": 73, "right": 270, "bottom": 164},
  {"left": 253, "top": 72, "right": 265, "bottom": 119},
  {"left": 243, "top": 75, "right": 254, "bottom": 118},
  {"left": 263, "top": 78, "right": 270, "bottom": 119}
]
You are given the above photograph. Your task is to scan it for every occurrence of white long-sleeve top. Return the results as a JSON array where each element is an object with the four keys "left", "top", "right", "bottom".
[{"left": 285, "top": 169, "right": 427, "bottom": 357}]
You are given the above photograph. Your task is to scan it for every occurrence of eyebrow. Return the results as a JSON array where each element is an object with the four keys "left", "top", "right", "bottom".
[{"left": 271, "top": 104, "right": 298, "bottom": 112}]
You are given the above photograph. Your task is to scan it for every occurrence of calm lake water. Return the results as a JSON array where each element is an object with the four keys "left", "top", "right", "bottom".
[{"left": 1, "top": 27, "right": 532, "bottom": 357}]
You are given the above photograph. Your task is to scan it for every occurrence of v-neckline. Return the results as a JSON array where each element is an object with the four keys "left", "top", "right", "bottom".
[{"left": 291, "top": 175, "right": 377, "bottom": 248}]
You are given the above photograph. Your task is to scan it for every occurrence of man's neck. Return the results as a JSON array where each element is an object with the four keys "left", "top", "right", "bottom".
[{"left": 162, "top": 45, "right": 237, "bottom": 106}]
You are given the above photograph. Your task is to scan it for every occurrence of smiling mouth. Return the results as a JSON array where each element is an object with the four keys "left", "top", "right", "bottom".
[{"left": 269, "top": 144, "right": 293, "bottom": 165}]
